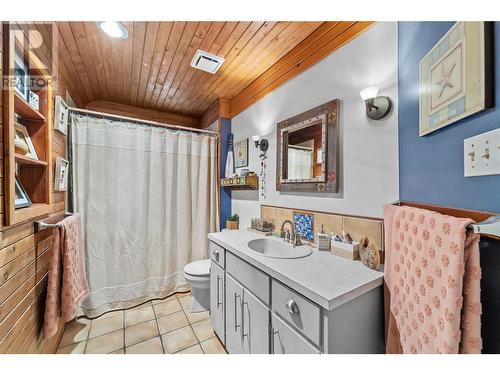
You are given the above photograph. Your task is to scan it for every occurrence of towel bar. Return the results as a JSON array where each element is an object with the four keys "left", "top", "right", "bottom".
[
  {"left": 35, "top": 212, "right": 74, "bottom": 232},
  {"left": 470, "top": 216, "right": 500, "bottom": 240},
  {"left": 391, "top": 201, "right": 500, "bottom": 240}
]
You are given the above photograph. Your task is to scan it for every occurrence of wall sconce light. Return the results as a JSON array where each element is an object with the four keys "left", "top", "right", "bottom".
[
  {"left": 252, "top": 135, "right": 269, "bottom": 154},
  {"left": 360, "top": 86, "right": 392, "bottom": 120}
]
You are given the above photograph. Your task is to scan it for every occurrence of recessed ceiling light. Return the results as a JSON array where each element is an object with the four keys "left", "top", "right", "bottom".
[{"left": 96, "top": 21, "right": 128, "bottom": 40}]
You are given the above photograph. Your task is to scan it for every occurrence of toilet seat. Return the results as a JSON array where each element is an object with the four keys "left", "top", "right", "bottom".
[{"left": 184, "top": 259, "right": 210, "bottom": 277}]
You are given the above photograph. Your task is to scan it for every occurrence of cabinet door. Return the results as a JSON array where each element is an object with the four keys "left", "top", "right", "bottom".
[
  {"left": 225, "top": 274, "right": 245, "bottom": 354},
  {"left": 210, "top": 261, "right": 225, "bottom": 344},
  {"left": 242, "top": 288, "right": 270, "bottom": 354},
  {"left": 271, "top": 313, "right": 320, "bottom": 354}
]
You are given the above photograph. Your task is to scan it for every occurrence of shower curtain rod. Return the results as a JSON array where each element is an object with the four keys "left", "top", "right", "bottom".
[{"left": 68, "top": 107, "right": 218, "bottom": 136}]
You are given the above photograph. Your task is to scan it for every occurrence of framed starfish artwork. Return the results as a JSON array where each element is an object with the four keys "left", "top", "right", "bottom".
[{"left": 419, "top": 22, "right": 493, "bottom": 136}]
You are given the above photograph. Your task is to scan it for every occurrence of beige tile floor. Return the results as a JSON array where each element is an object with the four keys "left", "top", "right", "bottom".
[{"left": 56, "top": 292, "right": 227, "bottom": 354}]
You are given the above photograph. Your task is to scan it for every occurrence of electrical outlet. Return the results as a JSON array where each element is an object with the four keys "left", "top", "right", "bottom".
[{"left": 464, "top": 128, "right": 500, "bottom": 177}]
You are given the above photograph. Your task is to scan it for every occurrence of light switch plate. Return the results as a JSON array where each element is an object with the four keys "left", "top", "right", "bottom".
[{"left": 464, "top": 128, "right": 500, "bottom": 177}]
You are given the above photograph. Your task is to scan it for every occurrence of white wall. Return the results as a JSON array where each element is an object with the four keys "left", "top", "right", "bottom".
[{"left": 231, "top": 22, "right": 399, "bottom": 228}]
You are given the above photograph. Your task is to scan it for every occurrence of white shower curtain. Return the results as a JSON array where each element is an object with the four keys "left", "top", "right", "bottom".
[
  {"left": 287, "top": 147, "right": 313, "bottom": 180},
  {"left": 71, "top": 114, "right": 218, "bottom": 318}
]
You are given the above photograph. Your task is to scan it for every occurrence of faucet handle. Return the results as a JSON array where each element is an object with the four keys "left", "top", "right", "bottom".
[{"left": 294, "top": 234, "right": 302, "bottom": 246}]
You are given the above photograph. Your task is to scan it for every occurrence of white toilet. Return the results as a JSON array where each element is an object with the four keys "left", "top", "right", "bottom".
[{"left": 183, "top": 259, "right": 211, "bottom": 312}]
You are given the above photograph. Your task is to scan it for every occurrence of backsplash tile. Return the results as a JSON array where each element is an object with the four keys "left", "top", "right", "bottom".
[
  {"left": 260, "top": 205, "right": 384, "bottom": 252},
  {"left": 293, "top": 212, "right": 314, "bottom": 241},
  {"left": 261, "top": 206, "right": 293, "bottom": 232},
  {"left": 314, "top": 213, "right": 343, "bottom": 238},
  {"left": 342, "top": 216, "right": 383, "bottom": 251}
]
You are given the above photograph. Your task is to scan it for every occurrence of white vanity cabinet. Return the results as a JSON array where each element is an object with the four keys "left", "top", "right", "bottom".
[
  {"left": 225, "top": 268, "right": 270, "bottom": 354},
  {"left": 210, "top": 261, "right": 225, "bottom": 343},
  {"left": 208, "top": 239, "right": 384, "bottom": 354}
]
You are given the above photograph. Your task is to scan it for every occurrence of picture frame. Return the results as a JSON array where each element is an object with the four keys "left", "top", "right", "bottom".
[
  {"left": 54, "top": 157, "right": 69, "bottom": 191},
  {"left": 419, "top": 22, "right": 493, "bottom": 136},
  {"left": 14, "top": 123, "right": 38, "bottom": 160},
  {"left": 234, "top": 138, "right": 249, "bottom": 168},
  {"left": 14, "top": 50, "right": 29, "bottom": 100},
  {"left": 15, "top": 177, "right": 32, "bottom": 209},
  {"left": 54, "top": 95, "right": 69, "bottom": 135},
  {"left": 28, "top": 91, "right": 39, "bottom": 111}
]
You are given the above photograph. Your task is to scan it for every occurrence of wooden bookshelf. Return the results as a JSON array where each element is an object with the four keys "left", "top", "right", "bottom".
[{"left": 2, "top": 24, "right": 53, "bottom": 226}]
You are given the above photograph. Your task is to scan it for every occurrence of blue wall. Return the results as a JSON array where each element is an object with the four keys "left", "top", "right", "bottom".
[
  {"left": 219, "top": 118, "right": 232, "bottom": 228},
  {"left": 399, "top": 22, "right": 500, "bottom": 213}
]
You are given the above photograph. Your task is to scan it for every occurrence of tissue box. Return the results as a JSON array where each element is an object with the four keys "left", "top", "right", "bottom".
[{"left": 331, "top": 241, "right": 361, "bottom": 260}]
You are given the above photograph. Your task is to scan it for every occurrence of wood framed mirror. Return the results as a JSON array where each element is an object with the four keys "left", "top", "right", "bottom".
[{"left": 276, "top": 99, "right": 339, "bottom": 193}]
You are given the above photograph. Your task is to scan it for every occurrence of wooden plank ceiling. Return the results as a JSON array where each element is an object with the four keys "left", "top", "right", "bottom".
[{"left": 56, "top": 21, "right": 324, "bottom": 118}]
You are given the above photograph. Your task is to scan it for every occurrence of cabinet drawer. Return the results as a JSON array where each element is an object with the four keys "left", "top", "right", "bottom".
[
  {"left": 209, "top": 241, "right": 225, "bottom": 269},
  {"left": 226, "top": 252, "right": 270, "bottom": 305},
  {"left": 271, "top": 280, "right": 321, "bottom": 346},
  {"left": 272, "top": 313, "right": 320, "bottom": 354}
]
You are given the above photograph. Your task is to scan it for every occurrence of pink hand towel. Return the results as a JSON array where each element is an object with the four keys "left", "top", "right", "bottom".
[
  {"left": 384, "top": 205, "right": 482, "bottom": 354},
  {"left": 43, "top": 214, "right": 89, "bottom": 339}
]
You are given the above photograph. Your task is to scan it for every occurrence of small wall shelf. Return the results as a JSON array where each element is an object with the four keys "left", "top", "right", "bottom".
[
  {"left": 221, "top": 175, "right": 259, "bottom": 190},
  {"left": 14, "top": 154, "right": 48, "bottom": 166},
  {"left": 2, "top": 24, "right": 53, "bottom": 226},
  {"left": 14, "top": 91, "right": 45, "bottom": 122}
]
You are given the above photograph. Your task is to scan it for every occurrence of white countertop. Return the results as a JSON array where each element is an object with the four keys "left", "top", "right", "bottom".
[{"left": 208, "top": 230, "right": 384, "bottom": 310}]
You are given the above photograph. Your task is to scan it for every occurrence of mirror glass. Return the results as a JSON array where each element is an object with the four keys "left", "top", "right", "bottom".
[{"left": 281, "top": 115, "right": 325, "bottom": 182}]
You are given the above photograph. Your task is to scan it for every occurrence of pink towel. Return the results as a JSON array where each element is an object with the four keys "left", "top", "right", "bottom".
[
  {"left": 384, "top": 205, "right": 482, "bottom": 354},
  {"left": 43, "top": 214, "right": 89, "bottom": 339}
]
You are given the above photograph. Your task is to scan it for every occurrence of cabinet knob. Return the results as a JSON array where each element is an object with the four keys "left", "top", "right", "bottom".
[
  {"left": 214, "top": 249, "right": 219, "bottom": 262},
  {"left": 285, "top": 298, "right": 299, "bottom": 314}
]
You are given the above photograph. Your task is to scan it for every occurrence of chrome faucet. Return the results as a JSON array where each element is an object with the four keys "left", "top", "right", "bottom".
[
  {"left": 280, "top": 220, "right": 303, "bottom": 248},
  {"left": 281, "top": 220, "right": 294, "bottom": 243}
]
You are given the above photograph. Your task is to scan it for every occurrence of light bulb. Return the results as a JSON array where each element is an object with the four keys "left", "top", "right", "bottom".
[
  {"left": 251, "top": 135, "right": 260, "bottom": 142},
  {"left": 360, "top": 86, "right": 379, "bottom": 101}
]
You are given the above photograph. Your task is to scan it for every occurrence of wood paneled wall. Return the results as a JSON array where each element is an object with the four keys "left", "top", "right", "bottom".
[
  {"left": 0, "top": 23, "right": 71, "bottom": 354},
  {"left": 199, "top": 98, "right": 231, "bottom": 129},
  {"left": 85, "top": 100, "right": 199, "bottom": 128}
]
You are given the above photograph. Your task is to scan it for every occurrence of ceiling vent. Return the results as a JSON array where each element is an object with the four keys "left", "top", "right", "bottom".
[{"left": 190, "top": 49, "right": 225, "bottom": 74}]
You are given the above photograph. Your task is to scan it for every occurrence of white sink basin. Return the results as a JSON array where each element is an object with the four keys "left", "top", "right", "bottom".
[{"left": 247, "top": 238, "right": 312, "bottom": 259}]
